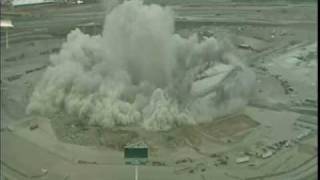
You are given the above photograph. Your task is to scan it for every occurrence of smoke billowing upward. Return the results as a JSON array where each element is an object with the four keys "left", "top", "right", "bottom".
[{"left": 26, "top": 0, "right": 255, "bottom": 131}]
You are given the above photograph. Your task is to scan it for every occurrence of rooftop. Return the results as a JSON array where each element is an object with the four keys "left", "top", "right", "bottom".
[{"left": 0, "top": 19, "right": 14, "bottom": 28}]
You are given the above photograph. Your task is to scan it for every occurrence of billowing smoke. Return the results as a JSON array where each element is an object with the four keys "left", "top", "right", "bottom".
[{"left": 26, "top": 0, "right": 255, "bottom": 131}]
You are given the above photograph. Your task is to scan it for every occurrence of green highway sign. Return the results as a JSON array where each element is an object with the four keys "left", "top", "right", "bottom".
[{"left": 124, "top": 142, "right": 148, "bottom": 165}]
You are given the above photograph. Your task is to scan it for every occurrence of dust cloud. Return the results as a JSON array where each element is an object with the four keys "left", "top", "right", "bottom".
[{"left": 26, "top": 0, "right": 255, "bottom": 131}]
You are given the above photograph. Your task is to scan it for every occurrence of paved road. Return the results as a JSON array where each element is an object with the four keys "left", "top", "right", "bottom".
[
  {"left": 1, "top": 127, "right": 317, "bottom": 180},
  {"left": 1, "top": 131, "right": 233, "bottom": 180},
  {"left": 245, "top": 155, "right": 317, "bottom": 180}
]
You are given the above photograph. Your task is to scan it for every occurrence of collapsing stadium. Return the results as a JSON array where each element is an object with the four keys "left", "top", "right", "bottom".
[{"left": 1, "top": 0, "right": 317, "bottom": 179}]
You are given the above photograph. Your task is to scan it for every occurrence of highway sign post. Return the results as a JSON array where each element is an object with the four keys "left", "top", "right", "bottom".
[{"left": 124, "top": 142, "right": 148, "bottom": 180}]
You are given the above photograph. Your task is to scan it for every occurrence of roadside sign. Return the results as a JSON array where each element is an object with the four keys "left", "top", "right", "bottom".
[
  {"left": 124, "top": 142, "right": 148, "bottom": 165},
  {"left": 124, "top": 142, "right": 149, "bottom": 180}
]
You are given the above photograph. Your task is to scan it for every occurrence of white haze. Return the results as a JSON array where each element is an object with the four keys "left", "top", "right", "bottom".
[{"left": 26, "top": 0, "right": 255, "bottom": 131}]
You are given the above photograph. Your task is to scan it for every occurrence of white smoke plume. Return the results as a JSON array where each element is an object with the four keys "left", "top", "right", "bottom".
[{"left": 26, "top": 0, "right": 255, "bottom": 131}]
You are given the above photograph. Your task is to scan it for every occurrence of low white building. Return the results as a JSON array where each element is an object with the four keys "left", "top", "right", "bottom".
[
  {"left": 261, "top": 150, "right": 273, "bottom": 159},
  {"left": 236, "top": 156, "right": 250, "bottom": 164},
  {"left": 0, "top": 19, "right": 14, "bottom": 28},
  {"left": 12, "top": 0, "right": 55, "bottom": 6}
]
